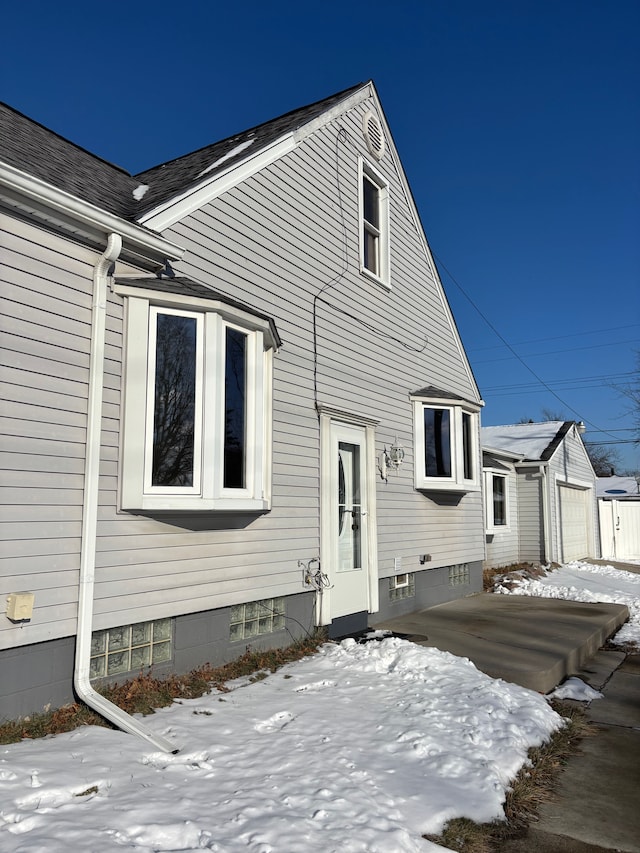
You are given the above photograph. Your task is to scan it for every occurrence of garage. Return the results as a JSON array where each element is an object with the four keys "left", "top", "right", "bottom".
[{"left": 558, "top": 485, "right": 590, "bottom": 562}]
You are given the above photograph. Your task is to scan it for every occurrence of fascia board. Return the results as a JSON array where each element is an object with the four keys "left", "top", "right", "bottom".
[
  {"left": 138, "top": 134, "right": 297, "bottom": 232},
  {"left": 292, "top": 85, "right": 372, "bottom": 143},
  {"left": 365, "top": 83, "right": 483, "bottom": 404},
  {"left": 0, "top": 162, "right": 184, "bottom": 263},
  {"left": 410, "top": 392, "right": 482, "bottom": 412},
  {"left": 482, "top": 445, "right": 525, "bottom": 461},
  {"left": 515, "top": 460, "right": 548, "bottom": 469}
]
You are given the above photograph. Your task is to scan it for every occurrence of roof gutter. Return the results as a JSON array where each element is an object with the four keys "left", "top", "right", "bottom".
[
  {"left": 0, "top": 162, "right": 184, "bottom": 264},
  {"left": 74, "top": 234, "right": 176, "bottom": 753}
]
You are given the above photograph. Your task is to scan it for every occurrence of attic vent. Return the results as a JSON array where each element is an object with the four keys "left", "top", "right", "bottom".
[{"left": 362, "top": 111, "right": 385, "bottom": 160}]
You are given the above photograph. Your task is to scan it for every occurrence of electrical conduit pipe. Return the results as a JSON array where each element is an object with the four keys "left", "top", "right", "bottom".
[{"left": 74, "top": 233, "right": 177, "bottom": 753}]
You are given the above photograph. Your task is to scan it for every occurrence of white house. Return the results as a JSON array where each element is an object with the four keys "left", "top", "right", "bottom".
[{"left": 1, "top": 82, "right": 486, "bottom": 736}]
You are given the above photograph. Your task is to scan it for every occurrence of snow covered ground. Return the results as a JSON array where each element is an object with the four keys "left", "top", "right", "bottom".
[
  {"left": 1, "top": 561, "right": 637, "bottom": 852},
  {"left": 495, "top": 560, "right": 640, "bottom": 648}
]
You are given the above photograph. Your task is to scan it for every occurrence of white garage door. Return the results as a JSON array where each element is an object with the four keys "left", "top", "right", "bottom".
[{"left": 559, "top": 485, "right": 589, "bottom": 562}]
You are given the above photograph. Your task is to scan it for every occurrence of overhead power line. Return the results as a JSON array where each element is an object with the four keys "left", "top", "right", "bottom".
[
  {"left": 434, "top": 253, "right": 622, "bottom": 440},
  {"left": 468, "top": 323, "right": 640, "bottom": 353}
]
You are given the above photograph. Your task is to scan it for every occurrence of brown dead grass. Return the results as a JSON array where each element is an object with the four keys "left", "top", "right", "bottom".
[
  {"left": 0, "top": 632, "right": 325, "bottom": 744},
  {"left": 424, "top": 699, "right": 595, "bottom": 852}
]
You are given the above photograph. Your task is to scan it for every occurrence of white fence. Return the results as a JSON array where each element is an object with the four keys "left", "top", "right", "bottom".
[{"left": 598, "top": 500, "right": 640, "bottom": 561}]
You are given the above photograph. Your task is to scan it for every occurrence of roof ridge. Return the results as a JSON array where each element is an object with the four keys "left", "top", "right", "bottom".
[{"left": 135, "top": 82, "right": 367, "bottom": 178}]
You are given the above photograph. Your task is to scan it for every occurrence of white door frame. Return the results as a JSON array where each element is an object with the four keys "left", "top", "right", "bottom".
[{"left": 318, "top": 409, "right": 378, "bottom": 625}]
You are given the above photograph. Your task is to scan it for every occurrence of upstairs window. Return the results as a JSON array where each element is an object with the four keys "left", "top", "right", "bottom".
[
  {"left": 412, "top": 394, "right": 480, "bottom": 492},
  {"left": 117, "top": 284, "right": 277, "bottom": 512},
  {"left": 359, "top": 158, "right": 389, "bottom": 286}
]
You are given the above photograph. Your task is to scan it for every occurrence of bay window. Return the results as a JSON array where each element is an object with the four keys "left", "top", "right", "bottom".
[
  {"left": 412, "top": 392, "right": 480, "bottom": 491},
  {"left": 117, "top": 283, "right": 277, "bottom": 512}
]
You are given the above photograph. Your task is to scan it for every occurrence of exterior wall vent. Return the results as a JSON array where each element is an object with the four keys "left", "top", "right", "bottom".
[{"left": 362, "top": 111, "right": 385, "bottom": 160}]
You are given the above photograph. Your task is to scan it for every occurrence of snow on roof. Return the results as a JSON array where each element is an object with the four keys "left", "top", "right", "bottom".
[
  {"left": 596, "top": 476, "right": 640, "bottom": 499},
  {"left": 197, "top": 138, "right": 255, "bottom": 178},
  {"left": 481, "top": 421, "right": 566, "bottom": 460}
]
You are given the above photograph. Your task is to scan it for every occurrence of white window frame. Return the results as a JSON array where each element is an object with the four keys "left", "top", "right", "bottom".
[
  {"left": 485, "top": 471, "right": 510, "bottom": 531},
  {"left": 359, "top": 157, "right": 390, "bottom": 288},
  {"left": 412, "top": 397, "right": 480, "bottom": 492},
  {"left": 118, "top": 288, "right": 275, "bottom": 512}
]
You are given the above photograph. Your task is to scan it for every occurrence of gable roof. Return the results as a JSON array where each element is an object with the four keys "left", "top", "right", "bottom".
[
  {"left": 134, "top": 83, "right": 366, "bottom": 217},
  {"left": 0, "top": 84, "right": 366, "bottom": 222},
  {"left": 481, "top": 421, "right": 574, "bottom": 462}
]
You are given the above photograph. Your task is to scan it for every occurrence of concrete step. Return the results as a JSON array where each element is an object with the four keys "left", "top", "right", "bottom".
[{"left": 371, "top": 593, "right": 629, "bottom": 693}]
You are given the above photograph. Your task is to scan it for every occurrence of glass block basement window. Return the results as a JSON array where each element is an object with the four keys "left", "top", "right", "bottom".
[
  {"left": 90, "top": 618, "right": 172, "bottom": 679},
  {"left": 389, "top": 573, "right": 415, "bottom": 602},
  {"left": 449, "top": 563, "right": 470, "bottom": 587},
  {"left": 230, "top": 597, "right": 285, "bottom": 642}
]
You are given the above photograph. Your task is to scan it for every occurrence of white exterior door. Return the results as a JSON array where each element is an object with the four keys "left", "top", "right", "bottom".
[{"left": 320, "top": 418, "right": 377, "bottom": 623}]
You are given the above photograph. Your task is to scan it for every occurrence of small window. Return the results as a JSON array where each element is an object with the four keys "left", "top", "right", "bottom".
[
  {"left": 90, "top": 618, "right": 172, "bottom": 680},
  {"left": 485, "top": 472, "right": 509, "bottom": 530},
  {"left": 449, "top": 564, "right": 470, "bottom": 586},
  {"left": 492, "top": 475, "right": 507, "bottom": 526},
  {"left": 389, "top": 573, "right": 415, "bottom": 601},
  {"left": 230, "top": 598, "right": 286, "bottom": 642},
  {"left": 118, "top": 288, "right": 277, "bottom": 512},
  {"left": 359, "top": 159, "right": 389, "bottom": 286},
  {"left": 412, "top": 397, "right": 480, "bottom": 491}
]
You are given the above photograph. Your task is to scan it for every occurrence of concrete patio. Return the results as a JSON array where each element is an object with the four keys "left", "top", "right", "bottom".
[{"left": 371, "top": 593, "right": 629, "bottom": 694}]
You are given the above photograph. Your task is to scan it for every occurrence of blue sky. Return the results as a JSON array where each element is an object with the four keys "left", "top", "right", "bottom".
[{"left": 3, "top": 0, "right": 639, "bottom": 470}]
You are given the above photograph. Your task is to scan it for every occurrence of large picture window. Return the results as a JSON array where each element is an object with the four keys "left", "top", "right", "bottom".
[
  {"left": 412, "top": 394, "right": 480, "bottom": 491},
  {"left": 118, "top": 286, "right": 277, "bottom": 512}
]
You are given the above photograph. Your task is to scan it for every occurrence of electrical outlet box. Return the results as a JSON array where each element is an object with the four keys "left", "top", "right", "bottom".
[{"left": 6, "top": 592, "right": 35, "bottom": 621}]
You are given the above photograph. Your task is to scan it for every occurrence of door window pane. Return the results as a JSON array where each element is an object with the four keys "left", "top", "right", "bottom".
[{"left": 338, "top": 442, "right": 361, "bottom": 571}]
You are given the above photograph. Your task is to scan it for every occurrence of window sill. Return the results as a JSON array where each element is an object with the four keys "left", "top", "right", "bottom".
[
  {"left": 122, "top": 496, "right": 271, "bottom": 513},
  {"left": 359, "top": 266, "right": 391, "bottom": 291},
  {"left": 416, "top": 482, "right": 481, "bottom": 494}
]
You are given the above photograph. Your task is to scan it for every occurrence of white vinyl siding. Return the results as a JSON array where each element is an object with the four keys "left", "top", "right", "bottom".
[
  {"left": 517, "top": 472, "right": 545, "bottom": 563},
  {"left": 484, "top": 465, "right": 520, "bottom": 568},
  {"left": 0, "top": 215, "right": 94, "bottom": 650},
  {"left": 1, "top": 97, "right": 484, "bottom": 647}
]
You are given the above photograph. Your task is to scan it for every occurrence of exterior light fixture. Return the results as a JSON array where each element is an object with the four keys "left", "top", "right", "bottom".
[{"left": 379, "top": 439, "right": 405, "bottom": 482}]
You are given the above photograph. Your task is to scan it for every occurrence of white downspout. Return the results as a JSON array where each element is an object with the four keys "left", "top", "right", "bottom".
[
  {"left": 74, "top": 233, "right": 176, "bottom": 753},
  {"left": 540, "top": 464, "right": 551, "bottom": 563}
]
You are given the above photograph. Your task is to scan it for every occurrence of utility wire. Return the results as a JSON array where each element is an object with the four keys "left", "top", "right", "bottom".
[
  {"left": 468, "top": 323, "right": 640, "bottom": 353},
  {"left": 434, "top": 253, "right": 621, "bottom": 439}
]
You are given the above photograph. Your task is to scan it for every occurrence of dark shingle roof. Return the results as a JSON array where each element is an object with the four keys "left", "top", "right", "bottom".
[
  {"left": 133, "top": 83, "right": 366, "bottom": 216},
  {"left": 0, "top": 102, "right": 140, "bottom": 218},
  {"left": 116, "top": 277, "right": 282, "bottom": 348},
  {"left": 1, "top": 83, "right": 367, "bottom": 222}
]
